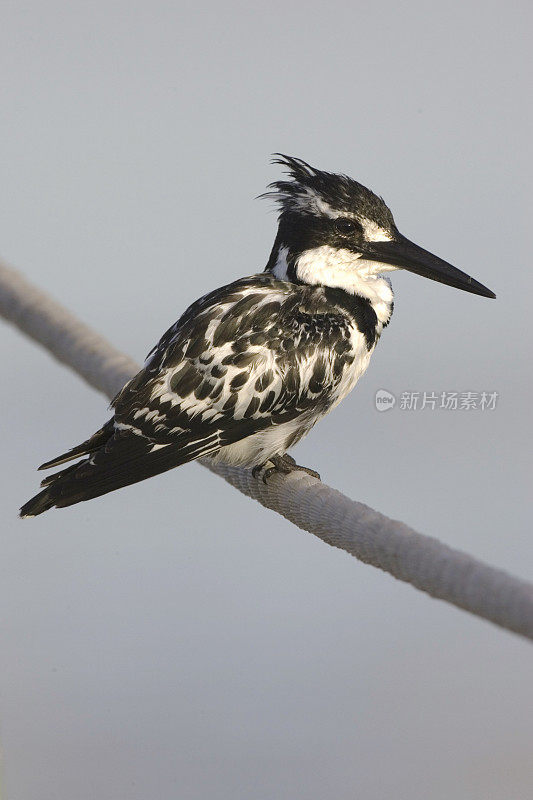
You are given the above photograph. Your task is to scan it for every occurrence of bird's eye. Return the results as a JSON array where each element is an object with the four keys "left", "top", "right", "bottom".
[{"left": 334, "top": 218, "right": 362, "bottom": 236}]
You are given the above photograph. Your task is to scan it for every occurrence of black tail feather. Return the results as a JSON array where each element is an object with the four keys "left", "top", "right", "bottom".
[
  {"left": 39, "top": 461, "right": 80, "bottom": 488},
  {"left": 20, "top": 430, "right": 220, "bottom": 517},
  {"left": 38, "top": 418, "right": 115, "bottom": 470},
  {"left": 20, "top": 488, "right": 57, "bottom": 518}
]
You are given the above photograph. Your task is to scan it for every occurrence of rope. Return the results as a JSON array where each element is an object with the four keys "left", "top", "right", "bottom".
[{"left": 2, "top": 259, "right": 532, "bottom": 642}]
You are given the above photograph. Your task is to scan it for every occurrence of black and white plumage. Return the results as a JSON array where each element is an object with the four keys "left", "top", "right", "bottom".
[{"left": 20, "top": 155, "right": 495, "bottom": 516}]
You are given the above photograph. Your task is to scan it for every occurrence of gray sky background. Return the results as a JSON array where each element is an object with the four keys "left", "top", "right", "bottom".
[{"left": 1, "top": 2, "right": 532, "bottom": 798}]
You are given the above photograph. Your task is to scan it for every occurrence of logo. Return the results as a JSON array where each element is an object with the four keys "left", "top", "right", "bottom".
[{"left": 375, "top": 389, "right": 396, "bottom": 411}]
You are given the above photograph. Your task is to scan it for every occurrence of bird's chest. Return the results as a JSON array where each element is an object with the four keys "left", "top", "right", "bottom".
[
  {"left": 319, "top": 324, "right": 377, "bottom": 413},
  {"left": 293, "top": 292, "right": 381, "bottom": 409}
]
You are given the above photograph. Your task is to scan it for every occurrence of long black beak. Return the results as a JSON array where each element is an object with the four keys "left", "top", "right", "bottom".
[{"left": 368, "top": 234, "right": 496, "bottom": 298}]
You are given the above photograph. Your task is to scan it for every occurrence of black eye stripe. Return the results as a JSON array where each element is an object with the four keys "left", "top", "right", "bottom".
[{"left": 334, "top": 217, "right": 362, "bottom": 236}]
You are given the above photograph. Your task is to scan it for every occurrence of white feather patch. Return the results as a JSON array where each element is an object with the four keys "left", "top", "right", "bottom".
[{"left": 295, "top": 246, "right": 394, "bottom": 325}]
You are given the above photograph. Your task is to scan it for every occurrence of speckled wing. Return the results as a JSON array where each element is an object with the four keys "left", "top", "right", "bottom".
[
  {"left": 111, "top": 273, "right": 356, "bottom": 454},
  {"left": 20, "top": 273, "right": 360, "bottom": 515}
]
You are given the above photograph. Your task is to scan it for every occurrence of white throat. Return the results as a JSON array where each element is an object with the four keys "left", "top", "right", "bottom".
[{"left": 283, "top": 244, "right": 395, "bottom": 326}]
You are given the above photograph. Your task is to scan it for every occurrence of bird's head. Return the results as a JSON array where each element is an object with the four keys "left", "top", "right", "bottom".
[{"left": 264, "top": 155, "right": 495, "bottom": 300}]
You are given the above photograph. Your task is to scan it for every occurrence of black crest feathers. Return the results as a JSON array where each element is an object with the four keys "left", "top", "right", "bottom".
[{"left": 261, "top": 154, "right": 395, "bottom": 228}]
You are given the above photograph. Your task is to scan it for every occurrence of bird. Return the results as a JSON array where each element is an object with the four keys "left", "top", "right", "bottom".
[{"left": 20, "top": 155, "right": 495, "bottom": 517}]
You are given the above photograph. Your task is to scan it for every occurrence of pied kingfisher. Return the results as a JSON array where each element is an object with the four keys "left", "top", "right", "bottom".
[{"left": 21, "top": 155, "right": 495, "bottom": 517}]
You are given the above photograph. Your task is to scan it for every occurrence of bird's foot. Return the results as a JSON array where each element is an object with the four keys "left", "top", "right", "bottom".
[{"left": 253, "top": 454, "right": 321, "bottom": 484}]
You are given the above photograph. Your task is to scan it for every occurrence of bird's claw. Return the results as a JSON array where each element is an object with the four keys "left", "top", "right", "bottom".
[{"left": 253, "top": 454, "right": 321, "bottom": 484}]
